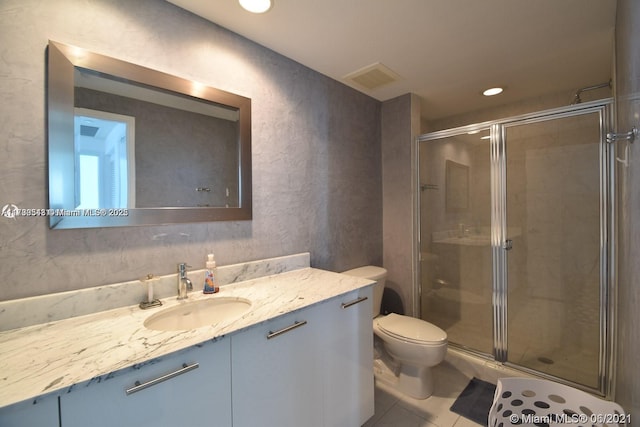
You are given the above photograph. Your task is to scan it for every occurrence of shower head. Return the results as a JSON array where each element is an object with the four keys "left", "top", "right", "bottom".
[{"left": 570, "top": 80, "right": 611, "bottom": 105}]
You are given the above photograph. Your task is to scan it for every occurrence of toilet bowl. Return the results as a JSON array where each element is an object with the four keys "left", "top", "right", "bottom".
[{"left": 343, "top": 266, "right": 448, "bottom": 399}]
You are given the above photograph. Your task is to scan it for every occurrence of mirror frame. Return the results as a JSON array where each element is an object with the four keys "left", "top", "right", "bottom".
[{"left": 47, "top": 40, "right": 252, "bottom": 229}]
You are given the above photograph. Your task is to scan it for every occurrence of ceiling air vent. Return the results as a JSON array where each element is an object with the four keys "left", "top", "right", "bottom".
[
  {"left": 344, "top": 62, "right": 401, "bottom": 91},
  {"left": 80, "top": 125, "right": 100, "bottom": 137}
]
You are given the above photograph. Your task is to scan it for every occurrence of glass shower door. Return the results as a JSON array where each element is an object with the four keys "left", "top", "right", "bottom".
[
  {"left": 419, "top": 100, "right": 613, "bottom": 394},
  {"left": 502, "top": 112, "right": 604, "bottom": 389},
  {"left": 419, "top": 129, "right": 494, "bottom": 355}
]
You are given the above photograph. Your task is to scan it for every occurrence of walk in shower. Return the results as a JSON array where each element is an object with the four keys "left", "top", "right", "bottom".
[{"left": 417, "top": 99, "right": 616, "bottom": 396}]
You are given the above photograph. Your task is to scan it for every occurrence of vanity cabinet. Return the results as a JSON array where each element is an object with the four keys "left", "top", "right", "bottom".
[
  {"left": 2, "top": 281, "right": 375, "bottom": 427},
  {"left": 322, "top": 287, "right": 374, "bottom": 426},
  {"left": 59, "top": 337, "right": 231, "bottom": 427},
  {"left": 231, "top": 305, "right": 324, "bottom": 427},
  {"left": 231, "top": 286, "right": 374, "bottom": 427},
  {"left": 0, "top": 395, "right": 59, "bottom": 427}
]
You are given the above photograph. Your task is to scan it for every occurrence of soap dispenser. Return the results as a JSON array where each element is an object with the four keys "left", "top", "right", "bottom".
[{"left": 203, "top": 253, "right": 219, "bottom": 294}]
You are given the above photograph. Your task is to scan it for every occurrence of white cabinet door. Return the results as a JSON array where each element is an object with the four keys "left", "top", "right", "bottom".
[
  {"left": 0, "top": 395, "right": 59, "bottom": 427},
  {"left": 322, "top": 287, "right": 374, "bottom": 426},
  {"left": 60, "top": 337, "right": 231, "bottom": 427},
  {"left": 231, "top": 306, "right": 324, "bottom": 427}
]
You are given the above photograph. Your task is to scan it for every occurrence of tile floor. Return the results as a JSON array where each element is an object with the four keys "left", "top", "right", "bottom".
[{"left": 362, "top": 349, "right": 534, "bottom": 427}]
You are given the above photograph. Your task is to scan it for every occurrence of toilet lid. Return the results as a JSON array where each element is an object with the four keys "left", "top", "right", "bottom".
[
  {"left": 342, "top": 265, "right": 387, "bottom": 280},
  {"left": 377, "top": 313, "right": 447, "bottom": 344}
]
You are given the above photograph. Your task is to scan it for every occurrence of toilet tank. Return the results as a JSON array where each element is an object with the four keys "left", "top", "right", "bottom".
[{"left": 342, "top": 266, "right": 387, "bottom": 318}]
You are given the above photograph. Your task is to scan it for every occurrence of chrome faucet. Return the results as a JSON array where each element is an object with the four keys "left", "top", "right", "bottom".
[{"left": 177, "top": 263, "right": 193, "bottom": 300}]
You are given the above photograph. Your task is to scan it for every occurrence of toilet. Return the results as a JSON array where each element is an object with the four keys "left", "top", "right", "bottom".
[{"left": 343, "top": 266, "right": 447, "bottom": 399}]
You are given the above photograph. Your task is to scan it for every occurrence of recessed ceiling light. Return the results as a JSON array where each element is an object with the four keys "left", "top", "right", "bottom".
[
  {"left": 239, "top": 0, "right": 272, "bottom": 13},
  {"left": 483, "top": 87, "right": 503, "bottom": 96}
]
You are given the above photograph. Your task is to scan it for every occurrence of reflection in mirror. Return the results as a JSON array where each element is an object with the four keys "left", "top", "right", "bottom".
[
  {"left": 74, "top": 108, "right": 135, "bottom": 209},
  {"left": 47, "top": 41, "right": 252, "bottom": 229},
  {"left": 445, "top": 160, "right": 469, "bottom": 212}
]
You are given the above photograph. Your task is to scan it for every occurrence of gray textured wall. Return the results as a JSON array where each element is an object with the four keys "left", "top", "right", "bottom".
[
  {"left": 614, "top": 0, "right": 640, "bottom": 418},
  {"left": 381, "top": 94, "right": 420, "bottom": 315},
  {"left": 0, "top": 0, "right": 382, "bottom": 300}
]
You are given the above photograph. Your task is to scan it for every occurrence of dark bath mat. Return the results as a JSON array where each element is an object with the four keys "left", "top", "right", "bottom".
[{"left": 450, "top": 377, "right": 497, "bottom": 425}]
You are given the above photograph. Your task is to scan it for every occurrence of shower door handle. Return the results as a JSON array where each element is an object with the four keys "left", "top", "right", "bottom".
[{"left": 503, "top": 239, "right": 513, "bottom": 251}]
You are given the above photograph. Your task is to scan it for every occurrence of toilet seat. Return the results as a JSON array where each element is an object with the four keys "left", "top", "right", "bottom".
[{"left": 376, "top": 313, "right": 447, "bottom": 346}]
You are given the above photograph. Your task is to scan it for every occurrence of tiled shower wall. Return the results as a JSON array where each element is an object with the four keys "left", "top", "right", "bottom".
[
  {"left": 0, "top": 0, "right": 382, "bottom": 301},
  {"left": 614, "top": 0, "right": 640, "bottom": 419}
]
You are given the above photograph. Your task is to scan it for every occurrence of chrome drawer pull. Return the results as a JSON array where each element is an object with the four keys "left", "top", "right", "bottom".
[
  {"left": 341, "top": 296, "right": 368, "bottom": 309},
  {"left": 267, "top": 320, "right": 307, "bottom": 339},
  {"left": 125, "top": 362, "right": 199, "bottom": 395}
]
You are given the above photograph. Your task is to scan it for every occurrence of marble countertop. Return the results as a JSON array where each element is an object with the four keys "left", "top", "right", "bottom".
[{"left": 0, "top": 267, "right": 374, "bottom": 408}]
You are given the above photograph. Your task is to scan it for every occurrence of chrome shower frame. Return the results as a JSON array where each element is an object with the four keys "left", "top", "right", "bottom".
[{"left": 415, "top": 98, "right": 616, "bottom": 398}]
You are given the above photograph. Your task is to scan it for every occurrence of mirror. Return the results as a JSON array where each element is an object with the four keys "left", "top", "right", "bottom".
[{"left": 47, "top": 40, "right": 252, "bottom": 229}]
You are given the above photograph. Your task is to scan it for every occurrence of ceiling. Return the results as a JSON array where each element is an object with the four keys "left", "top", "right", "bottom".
[{"left": 166, "top": 0, "right": 617, "bottom": 120}]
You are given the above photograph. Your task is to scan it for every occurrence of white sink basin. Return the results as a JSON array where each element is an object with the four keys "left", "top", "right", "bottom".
[{"left": 144, "top": 297, "right": 252, "bottom": 331}]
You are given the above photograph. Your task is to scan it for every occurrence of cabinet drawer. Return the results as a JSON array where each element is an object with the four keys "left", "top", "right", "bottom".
[
  {"left": 323, "top": 287, "right": 374, "bottom": 426},
  {"left": 0, "top": 395, "right": 59, "bottom": 427},
  {"left": 60, "top": 337, "right": 231, "bottom": 427},
  {"left": 231, "top": 306, "right": 324, "bottom": 427}
]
